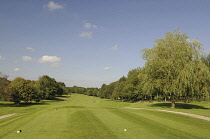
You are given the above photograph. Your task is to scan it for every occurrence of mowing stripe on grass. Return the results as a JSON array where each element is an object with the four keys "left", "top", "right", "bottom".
[
  {"left": 111, "top": 109, "right": 208, "bottom": 138},
  {"left": 0, "top": 113, "right": 17, "bottom": 119},
  {"left": 92, "top": 108, "right": 158, "bottom": 139},
  {"left": 0, "top": 114, "right": 26, "bottom": 127},
  {"left": 125, "top": 109, "right": 210, "bottom": 138},
  {"left": 1, "top": 94, "right": 210, "bottom": 139},
  {"left": 67, "top": 110, "right": 117, "bottom": 139}
]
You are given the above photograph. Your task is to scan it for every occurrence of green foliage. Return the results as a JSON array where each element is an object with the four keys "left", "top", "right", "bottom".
[
  {"left": 98, "top": 84, "right": 107, "bottom": 98},
  {"left": 7, "top": 77, "right": 35, "bottom": 104},
  {"left": 1, "top": 74, "right": 69, "bottom": 104},
  {"left": 88, "top": 30, "right": 210, "bottom": 106},
  {"left": 35, "top": 75, "right": 58, "bottom": 100},
  {"left": 57, "top": 82, "right": 67, "bottom": 96},
  {"left": 67, "top": 86, "right": 87, "bottom": 94},
  {"left": 0, "top": 73, "right": 10, "bottom": 101},
  {"left": 122, "top": 69, "right": 142, "bottom": 101},
  {"left": 201, "top": 53, "right": 210, "bottom": 69},
  {"left": 141, "top": 30, "right": 210, "bottom": 107}
]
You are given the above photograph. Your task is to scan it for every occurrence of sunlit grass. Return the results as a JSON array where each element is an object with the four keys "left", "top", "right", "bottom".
[{"left": 0, "top": 94, "right": 210, "bottom": 138}]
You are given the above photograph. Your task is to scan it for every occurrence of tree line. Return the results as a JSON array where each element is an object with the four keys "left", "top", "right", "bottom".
[
  {"left": 0, "top": 74, "right": 69, "bottom": 105},
  {"left": 72, "top": 31, "right": 210, "bottom": 108},
  {"left": 1, "top": 31, "right": 209, "bottom": 108}
]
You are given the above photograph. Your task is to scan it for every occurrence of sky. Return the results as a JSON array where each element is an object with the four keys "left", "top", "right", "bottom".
[{"left": 0, "top": 0, "right": 210, "bottom": 87}]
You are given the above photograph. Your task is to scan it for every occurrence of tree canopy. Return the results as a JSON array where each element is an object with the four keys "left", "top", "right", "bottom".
[
  {"left": 141, "top": 30, "right": 210, "bottom": 107},
  {"left": 0, "top": 74, "right": 69, "bottom": 105}
]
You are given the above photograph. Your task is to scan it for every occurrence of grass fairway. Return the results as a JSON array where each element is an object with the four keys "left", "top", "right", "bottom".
[{"left": 0, "top": 94, "right": 210, "bottom": 139}]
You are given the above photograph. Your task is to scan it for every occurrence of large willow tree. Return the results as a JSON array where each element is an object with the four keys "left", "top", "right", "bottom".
[{"left": 142, "top": 30, "right": 210, "bottom": 108}]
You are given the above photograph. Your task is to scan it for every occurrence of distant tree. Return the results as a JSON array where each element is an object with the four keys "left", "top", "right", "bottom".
[
  {"left": 0, "top": 73, "right": 10, "bottom": 100},
  {"left": 20, "top": 80, "right": 37, "bottom": 103},
  {"left": 7, "top": 77, "right": 36, "bottom": 105},
  {"left": 56, "top": 82, "right": 66, "bottom": 96},
  {"left": 142, "top": 30, "right": 210, "bottom": 108},
  {"left": 78, "top": 87, "right": 86, "bottom": 94},
  {"left": 111, "top": 77, "right": 127, "bottom": 100},
  {"left": 35, "top": 75, "right": 58, "bottom": 100},
  {"left": 64, "top": 87, "right": 71, "bottom": 95},
  {"left": 98, "top": 84, "right": 107, "bottom": 98},
  {"left": 86, "top": 88, "right": 93, "bottom": 96},
  {"left": 72, "top": 86, "right": 79, "bottom": 93},
  {"left": 105, "top": 82, "right": 116, "bottom": 99},
  {"left": 122, "top": 69, "right": 142, "bottom": 101},
  {"left": 92, "top": 88, "right": 99, "bottom": 96},
  {"left": 66, "top": 86, "right": 86, "bottom": 94}
]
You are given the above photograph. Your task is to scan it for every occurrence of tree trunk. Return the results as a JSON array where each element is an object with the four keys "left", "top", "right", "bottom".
[
  {"left": 171, "top": 93, "right": 175, "bottom": 108},
  {"left": 171, "top": 101, "right": 175, "bottom": 108}
]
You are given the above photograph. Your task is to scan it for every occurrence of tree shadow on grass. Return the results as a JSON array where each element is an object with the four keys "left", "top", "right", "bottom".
[
  {"left": 51, "top": 97, "right": 65, "bottom": 101},
  {"left": 56, "top": 95, "right": 71, "bottom": 98},
  {"left": 0, "top": 96, "right": 69, "bottom": 107},
  {"left": 0, "top": 101, "right": 49, "bottom": 107},
  {"left": 105, "top": 99, "right": 134, "bottom": 103},
  {"left": 150, "top": 103, "right": 209, "bottom": 109}
]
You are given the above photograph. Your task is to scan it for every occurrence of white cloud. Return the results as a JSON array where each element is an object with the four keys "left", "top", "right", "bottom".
[
  {"left": 26, "top": 47, "right": 35, "bottom": 51},
  {"left": 14, "top": 68, "right": 20, "bottom": 72},
  {"left": 84, "top": 23, "right": 98, "bottom": 29},
  {"left": 111, "top": 45, "right": 119, "bottom": 50},
  {"left": 0, "top": 56, "right": 5, "bottom": 61},
  {"left": 79, "top": 32, "right": 93, "bottom": 39},
  {"left": 38, "top": 55, "right": 61, "bottom": 63},
  {"left": 103, "top": 67, "right": 111, "bottom": 70},
  {"left": 46, "top": 1, "right": 63, "bottom": 11},
  {"left": 51, "top": 62, "right": 63, "bottom": 68},
  {"left": 38, "top": 55, "right": 62, "bottom": 68},
  {"left": 22, "top": 56, "right": 32, "bottom": 61}
]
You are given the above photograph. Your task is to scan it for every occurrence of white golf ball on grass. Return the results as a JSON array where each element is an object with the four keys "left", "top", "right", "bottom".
[{"left": 17, "top": 130, "right": 22, "bottom": 133}]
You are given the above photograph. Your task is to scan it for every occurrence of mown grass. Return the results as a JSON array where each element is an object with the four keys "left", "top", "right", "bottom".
[
  {"left": 0, "top": 94, "right": 210, "bottom": 139},
  {"left": 130, "top": 100, "right": 210, "bottom": 117}
]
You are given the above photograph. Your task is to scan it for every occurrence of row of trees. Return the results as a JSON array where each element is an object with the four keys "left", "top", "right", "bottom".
[
  {"left": 66, "top": 86, "right": 99, "bottom": 96},
  {"left": 73, "top": 31, "right": 210, "bottom": 108},
  {"left": 0, "top": 74, "right": 68, "bottom": 105},
  {"left": 2, "top": 31, "right": 208, "bottom": 108}
]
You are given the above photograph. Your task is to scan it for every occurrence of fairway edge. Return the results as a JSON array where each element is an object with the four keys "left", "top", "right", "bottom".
[{"left": 124, "top": 107, "right": 210, "bottom": 121}]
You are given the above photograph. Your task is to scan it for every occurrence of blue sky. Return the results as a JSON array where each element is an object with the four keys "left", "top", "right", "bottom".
[{"left": 0, "top": 0, "right": 210, "bottom": 87}]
